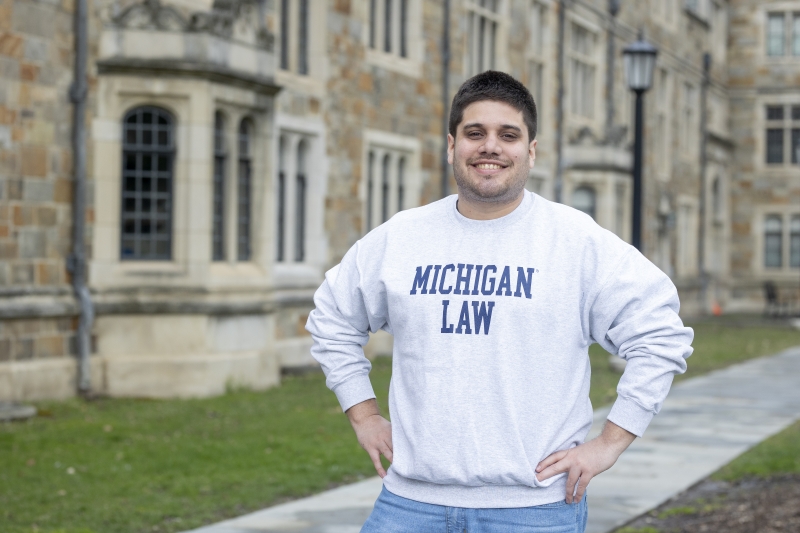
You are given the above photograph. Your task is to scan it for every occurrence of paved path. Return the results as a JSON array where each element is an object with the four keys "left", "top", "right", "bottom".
[{"left": 185, "top": 346, "right": 800, "bottom": 533}]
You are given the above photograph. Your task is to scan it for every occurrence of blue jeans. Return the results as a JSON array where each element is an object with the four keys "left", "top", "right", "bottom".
[{"left": 361, "top": 487, "right": 588, "bottom": 533}]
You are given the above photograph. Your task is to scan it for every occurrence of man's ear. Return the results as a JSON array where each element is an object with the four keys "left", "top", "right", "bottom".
[
  {"left": 529, "top": 139, "right": 537, "bottom": 169},
  {"left": 447, "top": 133, "right": 455, "bottom": 165}
]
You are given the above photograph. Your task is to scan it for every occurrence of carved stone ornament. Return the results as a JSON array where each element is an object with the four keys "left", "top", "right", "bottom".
[
  {"left": 112, "top": 0, "right": 188, "bottom": 31},
  {"left": 112, "top": 0, "right": 274, "bottom": 50}
]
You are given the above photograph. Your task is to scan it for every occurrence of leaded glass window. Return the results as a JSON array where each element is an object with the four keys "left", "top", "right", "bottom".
[
  {"left": 212, "top": 111, "right": 226, "bottom": 261},
  {"left": 237, "top": 119, "right": 253, "bottom": 261},
  {"left": 121, "top": 106, "right": 174, "bottom": 260},
  {"left": 295, "top": 140, "right": 307, "bottom": 262},
  {"left": 764, "top": 215, "right": 783, "bottom": 268},
  {"left": 381, "top": 153, "right": 391, "bottom": 223},
  {"left": 790, "top": 215, "right": 800, "bottom": 268},
  {"left": 277, "top": 136, "right": 287, "bottom": 262},
  {"left": 572, "top": 186, "right": 596, "bottom": 220}
]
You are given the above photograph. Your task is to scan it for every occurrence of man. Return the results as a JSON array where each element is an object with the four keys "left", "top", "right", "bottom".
[{"left": 306, "top": 71, "right": 693, "bottom": 532}]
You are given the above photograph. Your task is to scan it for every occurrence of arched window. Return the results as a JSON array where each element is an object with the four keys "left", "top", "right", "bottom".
[
  {"left": 369, "top": 0, "right": 408, "bottom": 57},
  {"left": 280, "top": 0, "right": 290, "bottom": 70},
  {"left": 295, "top": 140, "right": 307, "bottom": 262},
  {"left": 277, "top": 136, "right": 287, "bottom": 262},
  {"left": 764, "top": 215, "right": 782, "bottom": 268},
  {"left": 212, "top": 111, "right": 226, "bottom": 261},
  {"left": 572, "top": 186, "right": 596, "bottom": 220},
  {"left": 237, "top": 118, "right": 253, "bottom": 261},
  {"left": 121, "top": 106, "right": 174, "bottom": 260},
  {"left": 369, "top": 0, "right": 377, "bottom": 48},
  {"left": 397, "top": 157, "right": 405, "bottom": 212},
  {"left": 384, "top": 0, "right": 392, "bottom": 53},
  {"left": 280, "top": 0, "right": 309, "bottom": 75},
  {"left": 366, "top": 150, "right": 375, "bottom": 232},
  {"left": 381, "top": 153, "right": 391, "bottom": 223},
  {"left": 711, "top": 176, "right": 723, "bottom": 223},
  {"left": 791, "top": 215, "right": 800, "bottom": 268}
]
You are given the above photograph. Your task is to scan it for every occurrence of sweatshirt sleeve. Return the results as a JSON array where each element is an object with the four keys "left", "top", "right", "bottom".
[
  {"left": 305, "top": 242, "right": 383, "bottom": 412},
  {"left": 587, "top": 247, "right": 694, "bottom": 437}
]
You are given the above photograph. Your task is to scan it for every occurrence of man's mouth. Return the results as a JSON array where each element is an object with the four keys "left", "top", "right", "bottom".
[{"left": 471, "top": 160, "right": 509, "bottom": 173}]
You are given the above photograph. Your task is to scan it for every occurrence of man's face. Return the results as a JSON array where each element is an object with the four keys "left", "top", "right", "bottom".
[{"left": 447, "top": 100, "right": 536, "bottom": 204}]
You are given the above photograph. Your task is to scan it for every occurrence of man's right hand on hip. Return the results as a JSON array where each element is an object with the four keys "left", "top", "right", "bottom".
[{"left": 346, "top": 399, "right": 393, "bottom": 478}]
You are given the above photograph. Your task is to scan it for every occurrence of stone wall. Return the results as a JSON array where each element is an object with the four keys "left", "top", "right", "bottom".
[
  {"left": 728, "top": 0, "right": 800, "bottom": 308},
  {"left": 0, "top": 0, "right": 85, "bottom": 362}
]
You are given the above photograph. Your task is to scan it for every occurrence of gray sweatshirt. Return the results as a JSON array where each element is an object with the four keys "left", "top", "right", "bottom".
[{"left": 306, "top": 191, "right": 693, "bottom": 508}]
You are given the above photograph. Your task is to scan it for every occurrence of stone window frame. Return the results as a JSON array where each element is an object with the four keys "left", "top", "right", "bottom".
[
  {"left": 562, "top": 173, "right": 629, "bottom": 240},
  {"left": 653, "top": 0, "right": 678, "bottom": 30},
  {"left": 526, "top": 0, "right": 551, "bottom": 111},
  {"left": 753, "top": 206, "right": 800, "bottom": 276},
  {"left": 684, "top": 0, "right": 710, "bottom": 20},
  {"left": 565, "top": 13, "right": 601, "bottom": 125},
  {"left": 363, "top": 0, "right": 423, "bottom": 77},
  {"left": 754, "top": 93, "right": 800, "bottom": 172},
  {"left": 654, "top": 66, "right": 674, "bottom": 181},
  {"left": 571, "top": 185, "right": 597, "bottom": 220},
  {"left": 709, "top": 0, "right": 728, "bottom": 64},
  {"left": 211, "top": 104, "right": 261, "bottom": 266},
  {"left": 675, "top": 194, "right": 699, "bottom": 279},
  {"left": 761, "top": 3, "right": 800, "bottom": 59},
  {"left": 763, "top": 103, "right": 800, "bottom": 166},
  {"left": 273, "top": 114, "right": 328, "bottom": 287},
  {"left": 679, "top": 80, "right": 699, "bottom": 161},
  {"left": 464, "top": 0, "right": 510, "bottom": 78},
  {"left": 274, "top": 0, "right": 327, "bottom": 96},
  {"left": 91, "top": 80, "right": 273, "bottom": 291},
  {"left": 361, "top": 129, "right": 422, "bottom": 234}
]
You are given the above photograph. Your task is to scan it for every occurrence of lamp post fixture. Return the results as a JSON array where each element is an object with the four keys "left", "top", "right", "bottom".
[{"left": 623, "top": 33, "right": 658, "bottom": 252}]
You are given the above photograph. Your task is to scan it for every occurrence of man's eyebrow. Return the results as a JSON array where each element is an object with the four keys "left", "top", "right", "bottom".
[{"left": 462, "top": 122, "right": 522, "bottom": 132}]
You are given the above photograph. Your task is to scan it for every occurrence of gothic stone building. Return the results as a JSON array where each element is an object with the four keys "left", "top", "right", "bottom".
[{"left": 0, "top": 0, "right": 797, "bottom": 400}]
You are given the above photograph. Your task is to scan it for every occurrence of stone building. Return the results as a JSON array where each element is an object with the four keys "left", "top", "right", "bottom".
[{"left": 0, "top": 0, "right": 797, "bottom": 400}]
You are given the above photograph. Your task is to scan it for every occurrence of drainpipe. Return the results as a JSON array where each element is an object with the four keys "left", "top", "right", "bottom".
[
  {"left": 554, "top": 0, "right": 567, "bottom": 203},
  {"left": 441, "top": 0, "right": 451, "bottom": 198},
  {"left": 697, "top": 52, "right": 711, "bottom": 313},
  {"left": 69, "top": 0, "right": 94, "bottom": 396},
  {"left": 605, "top": 0, "right": 620, "bottom": 136}
]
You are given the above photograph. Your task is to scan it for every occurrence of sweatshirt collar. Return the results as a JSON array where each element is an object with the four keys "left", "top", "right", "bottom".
[{"left": 449, "top": 189, "right": 535, "bottom": 230}]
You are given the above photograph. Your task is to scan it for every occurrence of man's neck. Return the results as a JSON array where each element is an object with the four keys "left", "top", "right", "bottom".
[{"left": 456, "top": 191, "right": 525, "bottom": 220}]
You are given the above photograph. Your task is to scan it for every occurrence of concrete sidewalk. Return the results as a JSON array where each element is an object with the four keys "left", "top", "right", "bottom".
[{"left": 185, "top": 346, "right": 800, "bottom": 533}]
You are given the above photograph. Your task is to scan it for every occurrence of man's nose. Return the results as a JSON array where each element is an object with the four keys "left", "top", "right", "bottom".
[{"left": 480, "top": 133, "right": 501, "bottom": 155}]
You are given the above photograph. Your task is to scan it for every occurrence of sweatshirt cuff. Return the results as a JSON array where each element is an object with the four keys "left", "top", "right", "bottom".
[
  {"left": 332, "top": 374, "right": 377, "bottom": 413},
  {"left": 607, "top": 396, "right": 655, "bottom": 438}
]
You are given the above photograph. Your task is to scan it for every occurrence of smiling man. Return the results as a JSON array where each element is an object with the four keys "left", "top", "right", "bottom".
[{"left": 306, "top": 71, "right": 693, "bottom": 532}]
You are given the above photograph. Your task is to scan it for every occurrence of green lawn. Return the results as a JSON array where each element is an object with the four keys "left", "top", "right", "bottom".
[
  {"left": 712, "top": 419, "right": 800, "bottom": 481},
  {"left": 2, "top": 318, "right": 799, "bottom": 533}
]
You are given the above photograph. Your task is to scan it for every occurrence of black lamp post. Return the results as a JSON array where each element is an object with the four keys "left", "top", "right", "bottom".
[{"left": 623, "top": 34, "right": 658, "bottom": 252}]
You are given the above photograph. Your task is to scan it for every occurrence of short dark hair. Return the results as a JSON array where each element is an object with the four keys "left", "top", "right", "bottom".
[{"left": 449, "top": 71, "right": 538, "bottom": 141}]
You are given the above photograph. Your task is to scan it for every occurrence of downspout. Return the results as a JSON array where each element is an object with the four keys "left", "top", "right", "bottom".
[
  {"left": 697, "top": 52, "right": 711, "bottom": 313},
  {"left": 554, "top": 0, "right": 567, "bottom": 203},
  {"left": 441, "top": 0, "right": 451, "bottom": 198},
  {"left": 605, "top": 0, "right": 620, "bottom": 136},
  {"left": 69, "top": 0, "right": 94, "bottom": 395}
]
